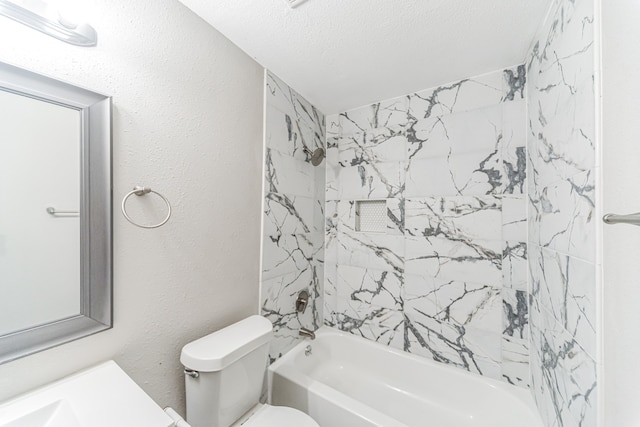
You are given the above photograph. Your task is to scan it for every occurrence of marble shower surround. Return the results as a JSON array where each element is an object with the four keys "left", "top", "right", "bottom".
[
  {"left": 527, "top": 0, "right": 598, "bottom": 426},
  {"left": 261, "top": 71, "right": 325, "bottom": 363},
  {"left": 324, "top": 65, "right": 530, "bottom": 387},
  {"left": 261, "top": 3, "right": 599, "bottom": 422}
]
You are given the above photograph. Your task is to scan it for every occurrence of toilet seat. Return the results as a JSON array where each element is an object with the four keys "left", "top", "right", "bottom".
[{"left": 236, "top": 404, "right": 319, "bottom": 427}]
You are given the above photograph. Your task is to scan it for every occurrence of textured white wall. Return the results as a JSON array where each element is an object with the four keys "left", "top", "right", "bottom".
[
  {"left": 0, "top": 0, "right": 264, "bottom": 414},
  {"left": 602, "top": 1, "right": 640, "bottom": 425}
]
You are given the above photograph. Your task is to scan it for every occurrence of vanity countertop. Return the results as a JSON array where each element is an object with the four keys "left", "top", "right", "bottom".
[{"left": 0, "top": 361, "right": 173, "bottom": 427}]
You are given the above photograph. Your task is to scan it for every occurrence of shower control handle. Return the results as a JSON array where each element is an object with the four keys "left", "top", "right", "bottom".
[{"left": 296, "top": 290, "right": 309, "bottom": 313}]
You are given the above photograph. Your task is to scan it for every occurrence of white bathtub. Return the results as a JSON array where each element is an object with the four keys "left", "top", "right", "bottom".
[{"left": 268, "top": 327, "right": 543, "bottom": 427}]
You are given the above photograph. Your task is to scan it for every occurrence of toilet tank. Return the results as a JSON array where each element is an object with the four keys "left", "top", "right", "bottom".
[{"left": 181, "top": 315, "right": 273, "bottom": 427}]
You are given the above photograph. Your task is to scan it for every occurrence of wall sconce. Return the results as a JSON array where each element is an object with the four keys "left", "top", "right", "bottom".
[{"left": 0, "top": 0, "right": 97, "bottom": 46}]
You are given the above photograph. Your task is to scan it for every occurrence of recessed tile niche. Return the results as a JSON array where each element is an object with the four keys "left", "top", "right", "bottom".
[{"left": 355, "top": 200, "right": 387, "bottom": 233}]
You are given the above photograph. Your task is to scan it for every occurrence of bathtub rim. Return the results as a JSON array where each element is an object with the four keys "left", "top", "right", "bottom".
[{"left": 268, "top": 325, "right": 541, "bottom": 422}]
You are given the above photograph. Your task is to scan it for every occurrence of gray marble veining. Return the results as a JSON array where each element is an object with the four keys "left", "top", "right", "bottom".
[
  {"left": 325, "top": 65, "right": 530, "bottom": 389},
  {"left": 263, "top": 4, "right": 598, "bottom": 421},
  {"left": 262, "top": 71, "right": 326, "bottom": 362},
  {"left": 527, "top": 0, "right": 598, "bottom": 425}
]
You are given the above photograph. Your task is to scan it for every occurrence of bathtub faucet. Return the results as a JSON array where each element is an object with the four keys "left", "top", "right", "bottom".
[{"left": 299, "top": 327, "right": 316, "bottom": 340}]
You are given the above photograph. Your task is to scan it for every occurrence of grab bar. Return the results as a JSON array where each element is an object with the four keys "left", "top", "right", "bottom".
[
  {"left": 46, "top": 207, "right": 79, "bottom": 217},
  {"left": 603, "top": 212, "right": 640, "bottom": 226}
]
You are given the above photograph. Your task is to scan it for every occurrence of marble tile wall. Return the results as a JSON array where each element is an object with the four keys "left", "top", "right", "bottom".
[
  {"left": 324, "top": 65, "right": 530, "bottom": 387},
  {"left": 527, "top": 0, "right": 598, "bottom": 425},
  {"left": 262, "top": 3, "right": 599, "bottom": 420},
  {"left": 262, "top": 71, "right": 325, "bottom": 362}
]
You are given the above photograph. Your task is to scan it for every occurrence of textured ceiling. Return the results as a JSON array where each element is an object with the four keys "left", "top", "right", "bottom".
[{"left": 177, "top": 0, "right": 552, "bottom": 114}]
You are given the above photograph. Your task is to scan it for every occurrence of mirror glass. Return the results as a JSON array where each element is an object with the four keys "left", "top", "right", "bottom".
[
  {"left": 0, "top": 90, "right": 82, "bottom": 335},
  {"left": 0, "top": 62, "right": 112, "bottom": 363}
]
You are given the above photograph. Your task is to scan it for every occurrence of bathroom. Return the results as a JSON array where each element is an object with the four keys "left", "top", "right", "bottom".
[{"left": 0, "top": 0, "right": 638, "bottom": 425}]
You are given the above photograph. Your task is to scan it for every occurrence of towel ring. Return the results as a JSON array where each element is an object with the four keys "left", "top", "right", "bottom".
[{"left": 121, "top": 186, "right": 171, "bottom": 229}]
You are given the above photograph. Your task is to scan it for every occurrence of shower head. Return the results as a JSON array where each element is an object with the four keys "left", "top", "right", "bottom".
[{"left": 304, "top": 147, "right": 325, "bottom": 166}]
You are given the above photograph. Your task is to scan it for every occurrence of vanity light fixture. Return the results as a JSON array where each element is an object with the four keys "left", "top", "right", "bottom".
[{"left": 0, "top": 0, "right": 97, "bottom": 46}]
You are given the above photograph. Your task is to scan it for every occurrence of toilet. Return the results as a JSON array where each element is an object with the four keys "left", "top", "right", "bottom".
[{"left": 180, "top": 315, "right": 319, "bottom": 427}]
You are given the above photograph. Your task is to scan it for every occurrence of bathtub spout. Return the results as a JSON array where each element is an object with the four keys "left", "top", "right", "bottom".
[{"left": 299, "top": 328, "right": 316, "bottom": 340}]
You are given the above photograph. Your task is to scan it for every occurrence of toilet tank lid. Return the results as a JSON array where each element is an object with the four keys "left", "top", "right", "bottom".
[{"left": 180, "top": 315, "right": 273, "bottom": 372}]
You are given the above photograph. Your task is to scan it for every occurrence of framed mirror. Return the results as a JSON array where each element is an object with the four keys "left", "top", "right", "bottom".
[{"left": 0, "top": 61, "right": 112, "bottom": 363}]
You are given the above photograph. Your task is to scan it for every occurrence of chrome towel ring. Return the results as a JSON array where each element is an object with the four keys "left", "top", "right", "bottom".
[{"left": 121, "top": 186, "right": 171, "bottom": 229}]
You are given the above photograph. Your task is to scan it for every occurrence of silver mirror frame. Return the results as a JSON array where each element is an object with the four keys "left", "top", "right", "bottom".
[{"left": 0, "top": 61, "right": 112, "bottom": 364}]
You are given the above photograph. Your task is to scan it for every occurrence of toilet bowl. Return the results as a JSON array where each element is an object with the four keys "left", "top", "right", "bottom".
[
  {"left": 230, "top": 404, "right": 318, "bottom": 427},
  {"left": 181, "top": 315, "right": 319, "bottom": 427}
]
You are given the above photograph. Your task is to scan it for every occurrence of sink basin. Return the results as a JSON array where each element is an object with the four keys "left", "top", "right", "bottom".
[
  {"left": 0, "top": 361, "right": 174, "bottom": 427},
  {"left": 0, "top": 400, "right": 81, "bottom": 427}
]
